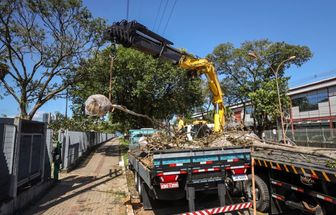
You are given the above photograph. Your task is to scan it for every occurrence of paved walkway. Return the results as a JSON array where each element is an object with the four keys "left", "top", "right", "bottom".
[{"left": 24, "top": 138, "right": 128, "bottom": 215}]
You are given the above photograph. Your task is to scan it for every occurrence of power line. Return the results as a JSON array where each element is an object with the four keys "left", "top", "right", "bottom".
[
  {"left": 289, "top": 69, "right": 336, "bottom": 87},
  {"left": 136, "top": 0, "right": 143, "bottom": 21},
  {"left": 126, "top": 0, "right": 130, "bottom": 20},
  {"left": 153, "top": 0, "right": 163, "bottom": 29},
  {"left": 156, "top": 0, "right": 170, "bottom": 32},
  {"left": 162, "top": 0, "right": 177, "bottom": 35}
]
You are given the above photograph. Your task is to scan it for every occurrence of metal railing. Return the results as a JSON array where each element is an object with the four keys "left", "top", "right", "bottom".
[
  {"left": 263, "top": 128, "right": 336, "bottom": 148},
  {"left": 59, "top": 130, "right": 115, "bottom": 170}
]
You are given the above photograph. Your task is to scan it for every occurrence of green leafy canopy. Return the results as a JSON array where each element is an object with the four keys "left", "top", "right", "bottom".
[
  {"left": 70, "top": 46, "right": 204, "bottom": 131},
  {"left": 209, "top": 39, "right": 312, "bottom": 136}
]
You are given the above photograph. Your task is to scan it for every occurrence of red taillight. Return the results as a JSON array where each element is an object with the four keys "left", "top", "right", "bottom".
[
  {"left": 231, "top": 168, "right": 247, "bottom": 175},
  {"left": 159, "top": 174, "right": 179, "bottom": 183}
]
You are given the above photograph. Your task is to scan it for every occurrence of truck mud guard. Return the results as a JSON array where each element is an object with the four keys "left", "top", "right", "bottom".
[{"left": 179, "top": 202, "right": 252, "bottom": 215}]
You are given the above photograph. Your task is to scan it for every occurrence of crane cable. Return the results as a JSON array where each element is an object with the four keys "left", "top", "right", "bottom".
[{"left": 162, "top": 0, "right": 177, "bottom": 35}]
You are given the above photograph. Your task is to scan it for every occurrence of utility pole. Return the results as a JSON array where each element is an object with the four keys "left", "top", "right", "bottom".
[
  {"left": 65, "top": 88, "right": 69, "bottom": 119},
  {"left": 108, "top": 55, "right": 114, "bottom": 102},
  {"left": 108, "top": 43, "right": 117, "bottom": 117}
]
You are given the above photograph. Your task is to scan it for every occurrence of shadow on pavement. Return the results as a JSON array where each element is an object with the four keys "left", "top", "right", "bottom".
[
  {"left": 23, "top": 169, "right": 123, "bottom": 215},
  {"left": 96, "top": 144, "right": 128, "bottom": 157}
]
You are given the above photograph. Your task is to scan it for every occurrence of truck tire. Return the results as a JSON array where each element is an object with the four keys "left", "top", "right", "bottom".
[{"left": 243, "top": 174, "right": 270, "bottom": 212}]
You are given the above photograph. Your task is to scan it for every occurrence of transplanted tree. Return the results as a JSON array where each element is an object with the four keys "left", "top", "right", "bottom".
[
  {"left": 70, "top": 46, "right": 204, "bottom": 131},
  {"left": 209, "top": 40, "right": 312, "bottom": 136},
  {"left": 0, "top": 0, "right": 106, "bottom": 119}
]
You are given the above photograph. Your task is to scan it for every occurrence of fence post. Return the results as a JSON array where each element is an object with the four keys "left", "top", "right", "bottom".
[
  {"left": 40, "top": 122, "right": 47, "bottom": 182},
  {"left": 59, "top": 129, "right": 69, "bottom": 170},
  {"left": 9, "top": 117, "right": 22, "bottom": 198}
]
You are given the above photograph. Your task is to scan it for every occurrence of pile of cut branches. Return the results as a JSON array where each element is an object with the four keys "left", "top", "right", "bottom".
[{"left": 141, "top": 131, "right": 261, "bottom": 153}]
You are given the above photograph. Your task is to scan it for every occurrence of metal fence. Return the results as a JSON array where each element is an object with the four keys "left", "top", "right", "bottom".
[
  {"left": 0, "top": 122, "right": 16, "bottom": 202},
  {"left": 263, "top": 128, "right": 336, "bottom": 148},
  {"left": 0, "top": 117, "right": 114, "bottom": 203},
  {"left": 0, "top": 118, "right": 50, "bottom": 201},
  {"left": 59, "top": 130, "right": 114, "bottom": 170}
]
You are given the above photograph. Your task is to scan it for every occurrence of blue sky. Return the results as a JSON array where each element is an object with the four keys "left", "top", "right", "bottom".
[{"left": 1, "top": 0, "right": 336, "bottom": 118}]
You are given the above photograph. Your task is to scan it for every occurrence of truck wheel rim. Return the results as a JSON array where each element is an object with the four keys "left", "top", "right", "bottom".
[{"left": 247, "top": 185, "right": 260, "bottom": 201}]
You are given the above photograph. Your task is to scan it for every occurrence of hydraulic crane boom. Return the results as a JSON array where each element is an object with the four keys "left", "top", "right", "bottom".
[{"left": 105, "top": 20, "right": 225, "bottom": 132}]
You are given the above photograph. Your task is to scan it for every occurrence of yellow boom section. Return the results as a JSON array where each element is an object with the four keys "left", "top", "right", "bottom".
[{"left": 179, "top": 56, "right": 225, "bottom": 132}]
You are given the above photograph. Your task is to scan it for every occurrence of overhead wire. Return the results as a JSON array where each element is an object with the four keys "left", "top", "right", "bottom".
[
  {"left": 289, "top": 69, "right": 336, "bottom": 87},
  {"left": 126, "top": 0, "right": 130, "bottom": 20},
  {"left": 153, "top": 0, "right": 163, "bottom": 30},
  {"left": 156, "top": 0, "right": 170, "bottom": 32},
  {"left": 136, "top": 0, "right": 143, "bottom": 21},
  {"left": 162, "top": 0, "right": 177, "bottom": 35}
]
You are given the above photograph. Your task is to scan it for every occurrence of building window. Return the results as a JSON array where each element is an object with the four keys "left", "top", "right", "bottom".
[{"left": 291, "top": 89, "right": 328, "bottom": 112}]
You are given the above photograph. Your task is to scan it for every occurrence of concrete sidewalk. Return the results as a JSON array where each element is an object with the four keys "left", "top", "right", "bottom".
[{"left": 24, "top": 138, "right": 128, "bottom": 215}]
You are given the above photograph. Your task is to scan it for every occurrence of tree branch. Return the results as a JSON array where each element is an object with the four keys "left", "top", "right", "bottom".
[{"left": 0, "top": 79, "right": 20, "bottom": 103}]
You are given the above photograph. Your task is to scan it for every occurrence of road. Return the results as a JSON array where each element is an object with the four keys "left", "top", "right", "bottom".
[{"left": 24, "top": 138, "right": 128, "bottom": 215}]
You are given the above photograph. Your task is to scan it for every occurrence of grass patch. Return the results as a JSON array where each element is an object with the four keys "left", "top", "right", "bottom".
[
  {"left": 119, "top": 138, "right": 129, "bottom": 168},
  {"left": 120, "top": 138, "right": 130, "bottom": 146},
  {"left": 122, "top": 149, "right": 129, "bottom": 168}
]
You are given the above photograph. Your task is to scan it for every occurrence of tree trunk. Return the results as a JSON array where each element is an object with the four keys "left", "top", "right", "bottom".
[
  {"left": 19, "top": 88, "right": 29, "bottom": 119},
  {"left": 242, "top": 100, "right": 246, "bottom": 125},
  {"left": 28, "top": 101, "right": 45, "bottom": 120},
  {"left": 253, "top": 142, "right": 336, "bottom": 161},
  {"left": 19, "top": 103, "right": 28, "bottom": 119}
]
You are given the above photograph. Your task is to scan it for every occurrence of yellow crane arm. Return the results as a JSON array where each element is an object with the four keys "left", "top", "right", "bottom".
[
  {"left": 179, "top": 56, "right": 224, "bottom": 132},
  {"left": 106, "top": 20, "right": 225, "bottom": 132}
]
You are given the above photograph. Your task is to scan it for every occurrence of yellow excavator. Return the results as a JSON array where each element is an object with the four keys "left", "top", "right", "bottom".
[{"left": 106, "top": 20, "right": 225, "bottom": 132}]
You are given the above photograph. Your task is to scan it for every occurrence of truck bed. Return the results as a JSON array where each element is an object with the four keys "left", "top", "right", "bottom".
[{"left": 129, "top": 146, "right": 251, "bottom": 189}]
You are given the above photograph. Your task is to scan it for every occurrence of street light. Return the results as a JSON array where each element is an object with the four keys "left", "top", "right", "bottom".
[{"left": 248, "top": 51, "right": 296, "bottom": 144}]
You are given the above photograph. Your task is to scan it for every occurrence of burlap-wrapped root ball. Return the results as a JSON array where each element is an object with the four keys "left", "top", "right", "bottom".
[{"left": 85, "top": 94, "right": 113, "bottom": 116}]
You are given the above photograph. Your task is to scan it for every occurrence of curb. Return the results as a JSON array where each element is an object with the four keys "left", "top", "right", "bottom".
[{"left": 120, "top": 150, "right": 135, "bottom": 215}]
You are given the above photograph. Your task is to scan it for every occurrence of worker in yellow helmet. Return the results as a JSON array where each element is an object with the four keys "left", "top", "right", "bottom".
[{"left": 177, "top": 115, "right": 185, "bottom": 131}]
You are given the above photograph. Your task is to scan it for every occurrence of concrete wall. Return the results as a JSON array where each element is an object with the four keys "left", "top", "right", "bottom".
[{"left": 0, "top": 180, "right": 53, "bottom": 215}]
